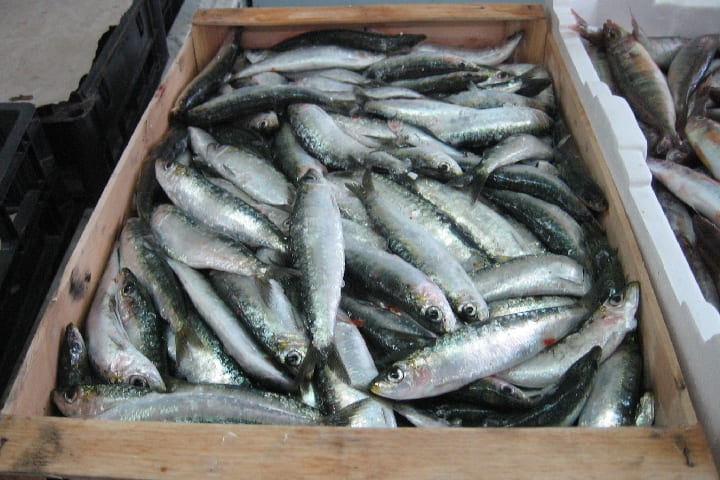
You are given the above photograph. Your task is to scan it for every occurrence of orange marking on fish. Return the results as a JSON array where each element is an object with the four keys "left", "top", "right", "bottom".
[{"left": 348, "top": 317, "right": 364, "bottom": 327}]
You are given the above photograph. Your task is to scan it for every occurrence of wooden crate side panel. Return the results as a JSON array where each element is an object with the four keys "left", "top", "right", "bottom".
[
  {"left": 0, "top": 415, "right": 715, "bottom": 480},
  {"left": 0, "top": 37, "right": 200, "bottom": 418},
  {"left": 543, "top": 37, "right": 697, "bottom": 428}
]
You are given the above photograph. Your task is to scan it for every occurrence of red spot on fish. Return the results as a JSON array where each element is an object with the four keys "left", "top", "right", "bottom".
[
  {"left": 543, "top": 337, "right": 556, "bottom": 347},
  {"left": 348, "top": 317, "right": 364, "bottom": 327},
  {"left": 235, "top": 309, "right": 243, "bottom": 317},
  {"left": 385, "top": 305, "right": 402, "bottom": 314},
  {"left": 154, "top": 84, "right": 166, "bottom": 98}
]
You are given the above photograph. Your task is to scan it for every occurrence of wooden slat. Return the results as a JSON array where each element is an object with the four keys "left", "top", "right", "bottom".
[
  {"left": 0, "top": 415, "right": 716, "bottom": 480},
  {"left": 192, "top": 4, "right": 546, "bottom": 27}
]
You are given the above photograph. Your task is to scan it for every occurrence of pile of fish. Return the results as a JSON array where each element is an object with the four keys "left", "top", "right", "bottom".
[
  {"left": 574, "top": 11, "right": 720, "bottom": 313},
  {"left": 52, "top": 27, "right": 654, "bottom": 428}
]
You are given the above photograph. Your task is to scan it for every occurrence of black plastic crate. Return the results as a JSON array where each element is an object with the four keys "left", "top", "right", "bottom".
[
  {"left": 38, "top": 0, "right": 168, "bottom": 202},
  {"left": 0, "top": 104, "right": 82, "bottom": 405},
  {"left": 160, "top": 0, "right": 185, "bottom": 31}
]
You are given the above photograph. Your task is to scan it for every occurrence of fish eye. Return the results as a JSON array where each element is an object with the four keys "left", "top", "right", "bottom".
[
  {"left": 63, "top": 387, "right": 79, "bottom": 403},
  {"left": 70, "top": 341, "right": 83, "bottom": 356},
  {"left": 122, "top": 282, "right": 135, "bottom": 296},
  {"left": 438, "top": 162, "right": 450, "bottom": 173},
  {"left": 608, "top": 293, "right": 623, "bottom": 306},
  {"left": 285, "top": 350, "right": 303, "bottom": 367},
  {"left": 260, "top": 120, "right": 268, "bottom": 129},
  {"left": 461, "top": 303, "right": 478, "bottom": 319},
  {"left": 386, "top": 366, "right": 405, "bottom": 383},
  {"left": 496, "top": 71, "right": 508, "bottom": 80},
  {"left": 301, "top": 170, "right": 319, "bottom": 183},
  {"left": 501, "top": 385, "right": 513, "bottom": 394},
  {"left": 129, "top": 375, "right": 149, "bottom": 388},
  {"left": 283, "top": 218, "right": 292, "bottom": 228},
  {"left": 424, "top": 306, "right": 444, "bottom": 323},
  {"left": 163, "top": 159, "right": 174, "bottom": 170}
]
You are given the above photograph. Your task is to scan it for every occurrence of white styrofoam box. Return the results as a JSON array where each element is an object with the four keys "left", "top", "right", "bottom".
[{"left": 549, "top": 0, "right": 720, "bottom": 467}]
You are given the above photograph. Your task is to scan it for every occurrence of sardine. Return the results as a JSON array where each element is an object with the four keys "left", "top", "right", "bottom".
[
  {"left": 348, "top": 171, "right": 489, "bottom": 322},
  {"left": 154, "top": 158, "right": 288, "bottom": 254},
  {"left": 577, "top": 337, "right": 642, "bottom": 427},
  {"left": 273, "top": 122, "right": 328, "bottom": 184},
  {"left": 647, "top": 157, "right": 720, "bottom": 228},
  {"left": 498, "top": 282, "right": 639, "bottom": 388},
  {"left": 369, "top": 304, "right": 588, "bottom": 400},
  {"left": 269, "top": 29, "right": 426, "bottom": 54},
  {"left": 189, "top": 127, "right": 294, "bottom": 207},
  {"left": 56, "top": 324, "right": 94, "bottom": 388},
  {"left": 290, "top": 169, "right": 345, "bottom": 359},
  {"left": 470, "top": 254, "right": 591, "bottom": 302},
  {"left": 167, "top": 260, "right": 295, "bottom": 390},
  {"left": 411, "top": 32, "right": 524, "bottom": 66},
  {"left": 685, "top": 115, "right": 720, "bottom": 180}
]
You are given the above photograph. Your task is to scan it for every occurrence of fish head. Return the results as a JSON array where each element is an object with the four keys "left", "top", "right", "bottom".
[
  {"left": 248, "top": 111, "right": 280, "bottom": 133},
  {"left": 418, "top": 288, "right": 458, "bottom": 334},
  {"left": 602, "top": 20, "right": 630, "bottom": 47},
  {"left": 370, "top": 358, "right": 433, "bottom": 400},
  {"left": 112, "top": 350, "right": 167, "bottom": 392},
  {"left": 188, "top": 126, "right": 217, "bottom": 159},
  {"left": 154, "top": 157, "right": 187, "bottom": 186},
  {"left": 52, "top": 385, "right": 112, "bottom": 418},
  {"left": 64, "top": 323, "right": 87, "bottom": 367}
]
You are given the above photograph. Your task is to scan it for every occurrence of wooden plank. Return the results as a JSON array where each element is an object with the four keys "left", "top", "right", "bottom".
[
  {"left": 544, "top": 37, "right": 699, "bottom": 428},
  {"left": 192, "top": 4, "right": 546, "bottom": 27},
  {"left": 0, "top": 33, "right": 200, "bottom": 419},
  {"left": 0, "top": 415, "right": 716, "bottom": 480}
]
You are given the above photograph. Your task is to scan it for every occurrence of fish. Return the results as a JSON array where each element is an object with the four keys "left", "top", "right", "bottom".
[
  {"left": 685, "top": 115, "right": 720, "bottom": 180},
  {"left": 167, "top": 259, "right": 296, "bottom": 390},
  {"left": 411, "top": 32, "right": 524, "bottom": 66},
  {"left": 114, "top": 268, "right": 167, "bottom": 374},
  {"left": 343, "top": 236, "right": 457, "bottom": 334},
  {"left": 234, "top": 45, "right": 386, "bottom": 79},
  {"left": 647, "top": 157, "right": 720, "bottom": 228},
  {"left": 577, "top": 337, "right": 642, "bottom": 427},
  {"left": 630, "top": 14, "right": 688, "bottom": 71},
  {"left": 487, "top": 296, "right": 579, "bottom": 318},
  {"left": 470, "top": 254, "right": 591, "bottom": 302},
  {"left": 290, "top": 168, "right": 345, "bottom": 360},
  {"left": 209, "top": 270, "right": 310, "bottom": 378},
  {"left": 85, "top": 248, "right": 166, "bottom": 391},
  {"left": 635, "top": 392, "right": 656, "bottom": 427},
  {"left": 480, "top": 346, "right": 601, "bottom": 427},
  {"left": 369, "top": 304, "right": 588, "bottom": 400},
  {"left": 273, "top": 122, "right": 328, "bottom": 184},
  {"left": 603, "top": 20, "right": 680, "bottom": 147},
  {"left": 56, "top": 323, "right": 94, "bottom": 388},
  {"left": 171, "top": 28, "right": 241, "bottom": 116},
  {"left": 365, "top": 51, "right": 491, "bottom": 82},
  {"left": 667, "top": 35, "right": 718, "bottom": 129},
  {"left": 498, "top": 282, "right": 639, "bottom": 388},
  {"left": 189, "top": 126, "right": 294, "bottom": 207},
  {"left": 150, "top": 204, "right": 277, "bottom": 277},
  {"left": 348, "top": 171, "right": 489, "bottom": 322},
  {"left": 269, "top": 28, "right": 426, "bottom": 54},
  {"left": 54, "top": 381, "right": 325, "bottom": 425},
  {"left": 154, "top": 158, "right": 289, "bottom": 254}
]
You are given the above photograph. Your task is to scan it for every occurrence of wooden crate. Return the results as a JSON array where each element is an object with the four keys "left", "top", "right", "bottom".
[{"left": 0, "top": 4, "right": 716, "bottom": 479}]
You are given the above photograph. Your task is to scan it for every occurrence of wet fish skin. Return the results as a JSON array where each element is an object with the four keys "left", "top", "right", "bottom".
[
  {"left": 667, "top": 35, "right": 718, "bottom": 130},
  {"left": 189, "top": 126, "right": 294, "bottom": 208},
  {"left": 411, "top": 31, "right": 524, "bottom": 66},
  {"left": 290, "top": 168, "right": 345, "bottom": 359},
  {"left": 85, "top": 249, "right": 166, "bottom": 392},
  {"left": 167, "top": 260, "right": 296, "bottom": 391},
  {"left": 209, "top": 270, "right": 310, "bottom": 377},
  {"left": 578, "top": 338, "right": 642, "bottom": 427},
  {"left": 484, "top": 188, "right": 589, "bottom": 268},
  {"left": 487, "top": 296, "right": 578, "bottom": 318},
  {"left": 114, "top": 267, "right": 167, "bottom": 374},
  {"left": 498, "top": 282, "right": 639, "bottom": 389},
  {"left": 183, "top": 85, "right": 333, "bottom": 125},
  {"left": 630, "top": 14, "right": 688, "bottom": 71},
  {"left": 553, "top": 127, "right": 608, "bottom": 213},
  {"left": 348, "top": 171, "right": 489, "bottom": 322},
  {"left": 150, "top": 204, "right": 276, "bottom": 277},
  {"left": 269, "top": 29, "right": 425, "bottom": 54},
  {"left": 365, "top": 51, "right": 488, "bottom": 82},
  {"left": 635, "top": 392, "right": 656, "bottom": 427},
  {"left": 344, "top": 236, "right": 457, "bottom": 334},
  {"left": 55, "top": 381, "right": 325, "bottom": 425},
  {"left": 234, "top": 45, "right": 386, "bottom": 79},
  {"left": 273, "top": 122, "right": 328, "bottom": 185},
  {"left": 57, "top": 323, "right": 94, "bottom": 388},
  {"left": 369, "top": 304, "right": 588, "bottom": 400},
  {"left": 481, "top": 346, "right": 601, "bottom": 427},
  {"left": 470, "top": 254, "right": 591, "bottom": 302},
  {"left": 647, "top": 157, "right": 720, "bottom": 228},
  {"left": 172, "top": 28, "right": 241, "bottom": 116},
  {"left": 446, "top": 376, "right": 539, "bottom": 411},
  {"left": 603, "top": 20, "right": 680, "bottom": 146},
  {"left": 154, "top": 158, "right": 289, "bottom": 254},
  {"left": 685, "top": 115, "right": 720, "bottom": 180}
]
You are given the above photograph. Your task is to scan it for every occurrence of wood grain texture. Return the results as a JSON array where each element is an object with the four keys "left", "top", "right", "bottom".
[
  {"left": 0, "top": 5, "right": 716, "bottom": 479},
  {"left": 0, "top": 415, "right": 716, "bottom": 480}
]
